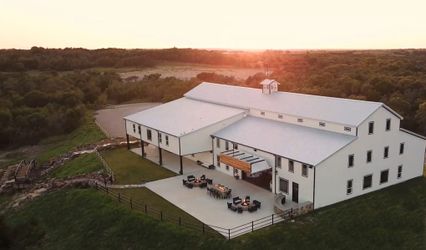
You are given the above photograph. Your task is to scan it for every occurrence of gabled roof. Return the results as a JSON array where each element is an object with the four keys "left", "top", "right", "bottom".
[
  {"left": 260, "top": 79, "right": 280, "bottom": 86},
  {"left": 184, "top": 82, "right": 390, "bottom": 126},
  {"left": 213, "top": 116, "right": 356, "bottom": 166},
  {"left": 124, "top": 98, "right": 245, "bottom": 137}
]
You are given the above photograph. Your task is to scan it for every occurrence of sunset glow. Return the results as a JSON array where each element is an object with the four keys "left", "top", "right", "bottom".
[{"left": 1, "top": 0, "right": 426, "bottom": 50}]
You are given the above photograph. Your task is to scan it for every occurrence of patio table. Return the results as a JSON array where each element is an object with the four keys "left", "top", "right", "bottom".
[{"left": 210, "top": 184, "right": 231, "bottom": 199}]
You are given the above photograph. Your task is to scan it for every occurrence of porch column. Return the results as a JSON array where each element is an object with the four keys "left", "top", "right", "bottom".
[
  {"left": 158, "top": 147, "right": 163, "bottom": 166},
  {"left": 126, "top": 134, "right": 130, "bottom": 150},
  {"left": 141, "top": 140, "right": 145, "bottom": 157},
  {"left": 179, "top": 155, "right": 183, "bottom": 175}
]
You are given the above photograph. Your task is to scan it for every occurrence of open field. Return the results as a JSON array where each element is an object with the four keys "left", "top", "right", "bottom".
[
  {"left": 2, "top": 177, "right": 425, "bottom": 249},
  {"left": 36, "top": 112, "right": 106, "bottom": 164},
  {"left": 119, "top": 63, "right": 261, "bottom": 81},
  {"left": 102, "top": 148, "right": 176, "bottom": 184},
  {"left": 49, "top": 153, "right": 104, "bottom": 179},
  {"left": 94, "top": 103, "right": 160, "bottom": 138}
]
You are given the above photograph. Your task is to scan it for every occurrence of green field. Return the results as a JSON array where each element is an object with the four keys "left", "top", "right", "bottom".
[
  {"left": 49, "top": 153, "right": 104, "bottom": 179},
  {"left": 2, "top": 178, "right": 425, "bottom": 249},
  {"left": 102, "top": 148, "right": 176, "bottom": 184},
  {"left": 107, "top": 187, "right": 203, "bottom": 228},
  {"left": 1, "top": 189, "right": 225, "bottom": 250},
  {"left": 36, "top": 112, "right": 106, "bottom": 164}
]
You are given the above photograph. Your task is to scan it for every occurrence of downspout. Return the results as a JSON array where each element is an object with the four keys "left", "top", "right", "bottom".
[{"left": 313, "top": 165, "right": 316, "bottom": 210}]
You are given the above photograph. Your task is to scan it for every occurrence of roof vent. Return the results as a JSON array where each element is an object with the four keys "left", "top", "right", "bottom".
[{"left": 260, "top": 79, "right": 280, "bottom": 95}]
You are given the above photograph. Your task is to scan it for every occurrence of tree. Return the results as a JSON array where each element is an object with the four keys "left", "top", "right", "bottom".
[{"left": 415, "top": 101, "right": 426, "bottom": 135}]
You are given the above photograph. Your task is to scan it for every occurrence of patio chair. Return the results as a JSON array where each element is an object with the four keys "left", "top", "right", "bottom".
[
  {"left": 233, "top": 196, "right": 242, "bottom": 205},
  {"left": 200, "top": 182, "right": 207, "bottom": 188},
  {"left": 227, "top": 202, "right": 232, "bottom": 209},
  {"left": 186, "top": 183, "right": 193, "bottom": 189},
  {"left": 182, "top": 179, "right": 187, "bottom": 186},
  {"left": 253, "top": 200, "right": 261, "bottom": 209},
  {"left": 200, "top": 174, "right": 206, "bottom": 180},
  {"left": 206, "top": 178, "right": 213, "bottom": 185},
  {"left": 230, "top": 204, "right": 238, "bottom": 212},
  {"left": 248, "top": 205, "right": 257, "bottom": 212},
  {"left": 237, "top": 207, "right": 243, "bottom": 213},
  {"left": 245, "top": 196, "right": 250, "bottom": 202},
  {"left": 187, "top": 175, "right": 195, "bottom": 182}
]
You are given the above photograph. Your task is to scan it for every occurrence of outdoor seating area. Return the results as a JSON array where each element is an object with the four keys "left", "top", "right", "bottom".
[
  {"left": 227, "top": 195, "right": 261, "bottom": 213},
  {"left": 182, "top": 174, "right": 208, "bottom": 188}
]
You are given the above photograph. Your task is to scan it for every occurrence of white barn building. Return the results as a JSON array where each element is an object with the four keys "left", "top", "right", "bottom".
[{"left": 124, "top": 80, "right": 426, "bottom": 209}]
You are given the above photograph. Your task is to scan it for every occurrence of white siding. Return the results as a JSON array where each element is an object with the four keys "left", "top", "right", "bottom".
[
  {"left": 180, "top": 113, "right": 245, "bottom": 155},
  {"left": 314, "top": 106, "right": 425, "bottom": 209},
  {"left": 249, "top": 109, "right": 356, "bottom": 136}
]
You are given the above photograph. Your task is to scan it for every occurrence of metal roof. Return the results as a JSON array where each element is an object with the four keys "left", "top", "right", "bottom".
[
  {"left": 124, "top": 98, "right": 245, "bottom": 137},
  {"left": 213, "top": 116, "right": 356, "bottom": 166},
  {"left": 184, "top": 82, "right": 387, "bottom": 126}
]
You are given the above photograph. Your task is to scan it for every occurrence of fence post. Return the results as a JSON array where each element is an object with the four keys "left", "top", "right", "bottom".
[
  {"left": 179, "top": 217, "right": 181, "bottom": 226},
  {"left": 160, "top": 211, "right": 163, "bottom": 221},
  {"left": 228, "top": 229, "right": 231, "bottom": 240},
  {"left": 130, "top": 198, "right": 133, "bottom": 209},
  {"left": 118, "top": 193, "right": 121, "bottom": 203},
  {"left": 252, "top": 221, "right": 254, "bottom": 232},
  {"left": 202, "top": 223, "right": 205, "bottom": 233},
  {"left": 272, "top": 214, "right": 274, "bottom": 225},
  {"left": 145, "top": 205, "right": 147, "bottom": 214}
]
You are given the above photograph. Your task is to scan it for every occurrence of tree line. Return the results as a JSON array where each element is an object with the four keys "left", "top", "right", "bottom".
[{"left": 0, "top": 48, "right": 425, "bottom": 149}]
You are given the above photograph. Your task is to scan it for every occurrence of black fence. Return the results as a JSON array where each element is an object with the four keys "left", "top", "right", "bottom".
[
  {"left": 94, "top": 183, "right": 305, "bottom": 239},
  {"left": 94, "top": 183, "right": 220, "bottom": 237}
]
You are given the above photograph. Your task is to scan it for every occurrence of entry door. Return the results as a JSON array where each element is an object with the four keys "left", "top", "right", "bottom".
[{"left": 292, "top": 182, "right": 299, "bottom": 203}]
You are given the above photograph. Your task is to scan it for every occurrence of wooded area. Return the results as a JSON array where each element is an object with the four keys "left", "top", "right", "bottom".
[{"left": 0, "top": 48, "right": 425, "bottom": 149}]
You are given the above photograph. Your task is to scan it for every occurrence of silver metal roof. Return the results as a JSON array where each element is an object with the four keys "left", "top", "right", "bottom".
[
  {"left": 214, "top": 116, "right": 356, "bottom": 166},
  {"left": 185, "top": 82, "right": 386, "bottom": 126},
  {"left": 124, "top": 98, "right": 245, "bottom": 137}
]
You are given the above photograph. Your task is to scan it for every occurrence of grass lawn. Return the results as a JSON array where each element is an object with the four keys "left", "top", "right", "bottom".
[
  {"left": 107, "top": 187, "right": 202, "bottom": 227},
  {"left": 2, "top": 178, "right": 425, "bottom": 249},
  {"left": 49, "top": 153, "right": 104, "bottom": 179},
  {"left": 101, "top": 148, "right": 176, "bottom": 184},
  {"left": 36, "top": 112, "right": 106, "bottom": 164},
  {"left": 2, "top": 188, "right": 226, "bottom": 250},
  {"left": 233, "top": 177, "right": 426, "bottom": 250}
]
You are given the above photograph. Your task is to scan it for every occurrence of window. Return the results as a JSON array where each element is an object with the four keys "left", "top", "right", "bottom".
[
  {"left": 216, "top": 155, "right": 220, "bottom": 167},
  {"left": 226, "top": 165, "right": 229, "bottom": 170},
  {"left": 260, "top": 111, "right": 265, "bottom": 116},
  {"left": 138, "top": 125, "right": 141, "bottom": 134},
  {"left": 386, "top": 119, "right": 391, "bottom": 131},
  {"left": 147, "top": 129, "right": 152, "bottom": 141},
  {"left": 276, "top": 156, "right": 282, "bottom": 168},
  {"left": 132, "top": 124, "right": 136, "bottom": 133},
  {"left": 363, "top": 174, "right": 372, "bottom": 189},
  {"left": 288, "top": 160, "right": 294, "bottom": 173},
  {"left": 253, "top": 148, "right": 257, "bottom": 152},
  {"left": 397, "top": 165, "right": 402, "bottom": 178},
  {"left": 368, "top": 121, "right": 374, "bottom": 134},
  {"left": 165, "top": 135, "right": 169, "bottom": 146},
  {"left": 344, "top": 126, "right": 352, "bottom": 132},
  {"left": 383, "top": 146, "right": 389, "bottom": 158},
  {"left": 225, "top": 141, "right": 229, "bottom": 150},
  {"left": 380, "top": 170, "right": 389, "bottom": 184},
  {"left": 366, "top": 150, "right": 372, "bottom": 163},
  {"left": 348, "top": 154, "right": 354, "bottom": 168},
  {"left": 347, "top": 180, "right": 353, "bottom": 195},
  {"left": 233, "top": 143, "right": 238, "bottom": 150},
  {"left": 279, "top": 178, "right": 289, "bottom": 194},
  {"left": 302, "top": 164, "right": 308, "bottom": 177},
  {"left": 216, "top": 138, "right": 220, "bottom": 148},
  {"left": 297, "top": 118, "right": 304, "bottom": 123},
  {"left": 278, "top": 114, "right": 283, "bottom": 119},
  {"left": 399, "top": 143, "right": 404, "bottom": 155},
  {"left": 319, "top": 122, "right": 326, "bottom": 127},
  {"left": 158, "top": 133, "right": 162, "bottom": 143}
]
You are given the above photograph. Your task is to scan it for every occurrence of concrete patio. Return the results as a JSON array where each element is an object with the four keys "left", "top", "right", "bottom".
[{"left": 131, "top": 145, "right": 300, "bottom": 236}]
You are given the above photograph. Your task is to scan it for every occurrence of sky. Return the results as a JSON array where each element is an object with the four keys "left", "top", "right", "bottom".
[{"left": 1, "top": 0, "right": 425, "bottom": 50}]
